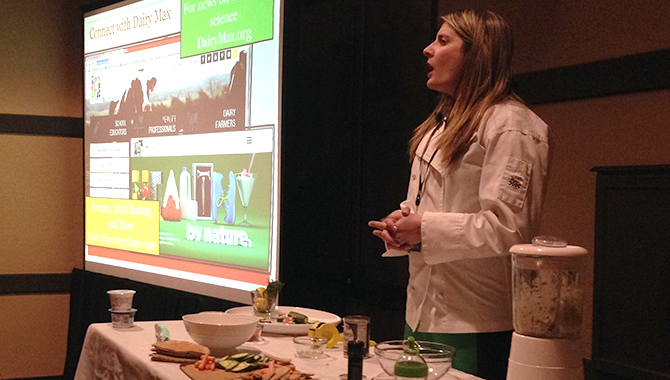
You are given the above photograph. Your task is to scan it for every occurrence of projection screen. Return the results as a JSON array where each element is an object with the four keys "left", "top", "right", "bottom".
[{"left": 83, "top": 0, "right": 282, "bottom": 304}]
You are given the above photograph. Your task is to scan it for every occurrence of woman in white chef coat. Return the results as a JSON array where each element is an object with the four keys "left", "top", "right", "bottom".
[{"left": 368, "top": 10, "right": 552, "bottom": 380}]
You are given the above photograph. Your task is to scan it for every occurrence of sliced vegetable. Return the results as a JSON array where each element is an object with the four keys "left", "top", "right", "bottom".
[
  {"left": 288, "top": 311, "right": 309, "bottom": 324},
  {"left": 232, "top": 361, "right": 262, "bottom": 372},
  {"left": 215, "top": 353, "right": 272, "bottom": 372},
  {"left": 216, "top": 359, "right": 240, "bottom": 371}
]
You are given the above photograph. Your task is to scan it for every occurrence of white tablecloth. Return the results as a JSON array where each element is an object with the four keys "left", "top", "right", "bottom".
[{"left": 74, "top": 320, "right": 482, "bottom": 380}]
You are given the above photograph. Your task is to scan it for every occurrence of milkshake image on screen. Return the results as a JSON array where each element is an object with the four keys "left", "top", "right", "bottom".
[
  {"left": 235, "top": 171, "right": 256, "bottom": 227},
  {"left": 193, "top": 163, "right": 213, "bottom": 219}
]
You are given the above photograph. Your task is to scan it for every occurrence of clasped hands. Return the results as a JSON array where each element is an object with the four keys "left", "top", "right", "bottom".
[{"left": 368, "top": 206, "right": 422, "bottom": 251}]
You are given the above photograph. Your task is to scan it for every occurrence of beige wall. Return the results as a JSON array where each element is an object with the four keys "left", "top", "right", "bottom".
[
  {"left": 0, "top": 1, "right": 83, "bottom": 117},
  {"left": 0, "top": 0, "right": 83, "bottom": 378},
  {"left": 439, "top": 0, "right": 670, "bottom": 358}
]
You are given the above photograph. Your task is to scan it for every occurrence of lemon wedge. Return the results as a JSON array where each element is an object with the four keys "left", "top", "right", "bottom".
[{"left": 309, "top": 322, "right": 341, "bottom": 348}]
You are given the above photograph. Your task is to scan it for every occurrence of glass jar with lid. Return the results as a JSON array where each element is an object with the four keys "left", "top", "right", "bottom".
[{"left": 510, "top": 236, "right": 587, "bottom": 339}]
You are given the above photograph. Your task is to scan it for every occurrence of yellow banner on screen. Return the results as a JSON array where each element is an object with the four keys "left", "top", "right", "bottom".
[{"left": 86, "top": 197, "right": 159, "bottom": 255}]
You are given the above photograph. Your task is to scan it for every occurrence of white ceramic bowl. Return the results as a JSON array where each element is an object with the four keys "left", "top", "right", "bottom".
[
  {"left": 182, "top": 312, "right": 259, "bottom": 356},
  {"left": 375, "top": 340, "right": 455, "bottom": 380},
  {"left": 107, "top": 289, "right": 136, "bottom": 311}
]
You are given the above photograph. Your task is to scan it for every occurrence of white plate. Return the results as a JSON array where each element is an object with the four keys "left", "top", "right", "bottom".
[{"left": 225, "top": 306, "right": 341, "bottom": 335}]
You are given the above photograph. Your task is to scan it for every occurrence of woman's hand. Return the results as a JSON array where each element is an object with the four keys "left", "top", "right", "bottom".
[
  {"left": 392, "top": 213, "right": 422, "bottom": 247},
  {"left": 368, "top": 210, "right": 403, "bottom": 247},
  {"left": 368, "top": 210, "right": 422, "bottom": 251}
]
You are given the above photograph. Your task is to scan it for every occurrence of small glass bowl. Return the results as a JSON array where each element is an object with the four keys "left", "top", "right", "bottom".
[{"left": 293, "top": 336, "right": 328, "bottom": 359}]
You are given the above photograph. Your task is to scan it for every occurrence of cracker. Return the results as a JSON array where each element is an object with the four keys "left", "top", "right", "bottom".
[
  {"left": 150, "top": 353, "right": 200, "bottom": 364},
  {"left": 151, "top": 340, "right": 210, "bottom": 358}
]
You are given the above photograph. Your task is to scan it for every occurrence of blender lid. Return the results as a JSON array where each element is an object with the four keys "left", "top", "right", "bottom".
[{"left": 510, "top": 236, "right": 587, "bottom": 256}]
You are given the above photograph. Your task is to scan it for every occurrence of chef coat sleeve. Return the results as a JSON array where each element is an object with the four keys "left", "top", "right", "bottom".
[{"left": 420, "top": 118, "right": 551, "bottom": 265}]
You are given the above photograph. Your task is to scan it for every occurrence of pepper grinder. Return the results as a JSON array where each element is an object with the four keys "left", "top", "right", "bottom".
[{"left": 347, "top": 341, "right": 365, "bottom": 380}]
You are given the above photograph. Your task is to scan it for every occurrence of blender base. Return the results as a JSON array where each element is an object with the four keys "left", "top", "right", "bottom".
[{"left": 506, "top": 332, "right": 584, "bottom": 380}]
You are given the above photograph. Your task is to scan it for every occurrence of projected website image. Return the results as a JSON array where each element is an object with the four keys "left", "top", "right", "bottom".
[
  {"left": 83, "top": 0, "right": 281, "bottom": 301},
  {"left": 85, "top": 41, "right": 250, "bottom": 138},
  {"left": 138, "top": 151, "right": 272, "bottom": 268},
  {"left": 86, "top": 128, "right": 275, "bottom": 275}
]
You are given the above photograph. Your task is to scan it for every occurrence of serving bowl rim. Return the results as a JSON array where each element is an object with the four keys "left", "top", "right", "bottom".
[
  {"left": 292, "top": 335, "right": 329, "bottom": 344},
  {"left": 374, "top": 339, "right": 456, "bottom": 358},
  {"left": 182, "top": 312, "right": 259, "bottom": 327}
]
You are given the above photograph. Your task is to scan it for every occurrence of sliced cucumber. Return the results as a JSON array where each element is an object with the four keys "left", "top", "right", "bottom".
[
  {"left": 216, "top": 359, "right": 240, "bottom": 371},
  {"left": 231, "top": 362, "right": 252, "bottom": 372},
  {"left": 242, "top": 354, "right": 258, "bottom": 362},
  {"left": 288, "top": 311, "right": 309, "bottom": 324},
  {"left": 215, "top": 352, "right": 270, "bottom": 372}
]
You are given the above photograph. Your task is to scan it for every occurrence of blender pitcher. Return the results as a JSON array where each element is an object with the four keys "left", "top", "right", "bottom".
[{"left": 507, "top": 236, "right": 588, "bottom": 380}]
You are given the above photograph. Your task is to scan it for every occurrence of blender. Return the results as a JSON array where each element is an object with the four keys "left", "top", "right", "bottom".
[{"left": 506, "top": 236, "right": 587, "bottom": 380}]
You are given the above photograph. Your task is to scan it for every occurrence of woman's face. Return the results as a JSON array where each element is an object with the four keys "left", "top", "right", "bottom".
[{"left": 423, "top": 23, "right": 465, "bottom": 96}]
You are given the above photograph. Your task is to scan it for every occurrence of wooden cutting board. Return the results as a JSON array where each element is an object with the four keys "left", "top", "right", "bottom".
[{"left": 180, "top": 365, "right": 264, "bottom": 380}]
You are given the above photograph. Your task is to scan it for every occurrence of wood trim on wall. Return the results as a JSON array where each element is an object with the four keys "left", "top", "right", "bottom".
[
  {"left": 513, "top": 48, "right": 670, "bottom": 105},
  {"left": 0, "top": 114, "right": 83, "bottom": 138},
  {"left": 0, "top": 273, "right": 72, "bottom": 295}
]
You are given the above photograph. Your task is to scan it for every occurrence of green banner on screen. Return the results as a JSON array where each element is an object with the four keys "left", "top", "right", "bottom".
[{"left": 181, "top": 0, "right": 274, "bottom": 58}]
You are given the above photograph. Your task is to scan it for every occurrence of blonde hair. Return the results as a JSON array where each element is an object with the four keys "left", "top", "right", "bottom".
[{"left": 409, "top": 10, "right": 520, "bottom": 165}]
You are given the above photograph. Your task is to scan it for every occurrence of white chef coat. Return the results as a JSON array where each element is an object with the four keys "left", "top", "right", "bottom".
[{"left": 384, "top": 100, "right": 552, "bottom": 333}]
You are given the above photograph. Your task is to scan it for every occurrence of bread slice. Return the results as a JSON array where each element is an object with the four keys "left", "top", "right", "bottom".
[
  {"left": 151, "top": 340, "right": 210, "bottom": 358},
  {"left": 150, "top": 353, "right": 200, "bottom": 364}
]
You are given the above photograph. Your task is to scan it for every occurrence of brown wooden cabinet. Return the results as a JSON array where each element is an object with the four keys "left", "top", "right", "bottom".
[{"left": 591, "top": 165, "right": 670, "bottom": 380}]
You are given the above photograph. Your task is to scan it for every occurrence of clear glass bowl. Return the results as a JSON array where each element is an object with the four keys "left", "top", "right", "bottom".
[
  {"left": 374, "top": 340, "right": 455, "bottom": 380},
  {"left": 293, "top": 335, "right": 328, "bottom": 359}
]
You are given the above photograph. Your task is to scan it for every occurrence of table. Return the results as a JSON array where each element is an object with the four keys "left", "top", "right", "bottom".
[{"left": 74, "top": 320, "right": 482, "bottom": 380}]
